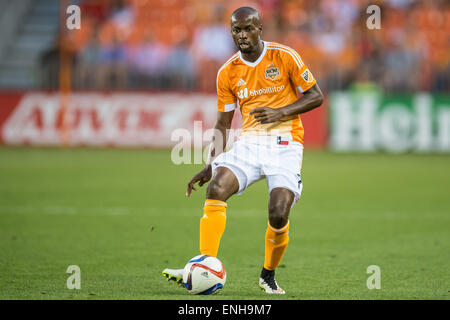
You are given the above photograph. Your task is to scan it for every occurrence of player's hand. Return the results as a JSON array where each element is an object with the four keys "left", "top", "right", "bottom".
[
  {"left": 186, "top": 165, "right": 212, "bottom": 197},
  {"left": 250, "top": 107, "right": 284, "bottom": 124}
]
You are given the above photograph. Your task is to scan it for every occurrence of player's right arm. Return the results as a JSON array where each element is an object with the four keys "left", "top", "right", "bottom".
[
  {"left": 186, "top": 64, "right": 236, "bottom": 197},
  {"left": 186, "top": 110, "right": 234, "bottom": 197}
]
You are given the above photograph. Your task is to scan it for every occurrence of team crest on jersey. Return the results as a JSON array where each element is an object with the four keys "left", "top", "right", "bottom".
[
  {"left": 265, "top": 64, "right": 280, "bottom": 81},
  {"left": 301, "top": 69, "right": 314, "bottom": 83}
]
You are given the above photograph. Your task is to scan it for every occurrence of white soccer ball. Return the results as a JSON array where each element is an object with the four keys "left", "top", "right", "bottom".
[{"left": 183, "top": 254, "right": 226, "bottom": 295}]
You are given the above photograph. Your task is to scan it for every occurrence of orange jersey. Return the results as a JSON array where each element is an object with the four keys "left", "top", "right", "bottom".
[{"left": 216, "top": 41, "right": 317, "bottom": 144}]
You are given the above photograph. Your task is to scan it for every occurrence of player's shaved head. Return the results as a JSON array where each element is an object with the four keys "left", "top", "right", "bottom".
[
  {"left": 231, "top": 7, "right": 261, "bottom": 26},
  {"left": 230, "top": 7, "right": 263, "bottom": 57}
]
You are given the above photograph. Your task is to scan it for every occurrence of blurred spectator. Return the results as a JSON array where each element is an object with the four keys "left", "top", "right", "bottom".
[
  {"left": 127, "top": 31, "right": 169, "bottom": 89},
  {"left": 109, "top": 0, "right": 134, "bottom": 39},
  {"left": 97, "top": 33, "right": 128, "bottom": 88},
  {"left": 191, "top": 5, "right": 235, "bottom": 91},
  {"left": 383, "top": 30, "right": 420, "bottom": 92},
  {"left": 75, "top": 30, "right": 101, "bottom": 89},
  {"left": 167, "top": 37, "right": 196, "bottom": 90}
]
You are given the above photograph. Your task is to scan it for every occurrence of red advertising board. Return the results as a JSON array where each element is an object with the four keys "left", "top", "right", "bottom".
[{"left": 0, "top": 92, "right": 327, "bottom": 148}]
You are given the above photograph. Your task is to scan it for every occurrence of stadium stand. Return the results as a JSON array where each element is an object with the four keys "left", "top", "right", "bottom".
[{"left": 0, "top": 0, "right": 447, "bottom": 92}]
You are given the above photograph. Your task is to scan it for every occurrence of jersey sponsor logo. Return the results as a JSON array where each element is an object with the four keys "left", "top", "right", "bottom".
[
  {"left": 265, "top": 64, "right": 280, "bottom": 80},
  {"left": 237, "top": 85, "right": 285, "bottom": 100},
  {"left": 249, "top": 85, "right": 284, "bottom": 97},
  {"left": 237, "top": 87, "right": 248, "bottom": 99},
  {"left": 236, "top": 78, "right": 246, "bottom": 87}
]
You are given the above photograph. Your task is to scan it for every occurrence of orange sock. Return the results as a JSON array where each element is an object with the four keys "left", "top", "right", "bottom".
[
  {"left": 199, "top": 199, "right": 227, "bottom": 257},
  {"left": 264, "top": 221, "right": 290, "bottom": 270}
]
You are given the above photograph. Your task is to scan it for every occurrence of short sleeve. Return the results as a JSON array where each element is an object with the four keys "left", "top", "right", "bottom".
[
  {"left": 216, "top": 67, "right": 237, "bottom": 112},
  {"left": 285, "top": 49, "right": 317, "bottom": 94}
]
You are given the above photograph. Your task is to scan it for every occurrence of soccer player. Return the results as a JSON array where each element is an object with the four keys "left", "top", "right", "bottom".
[{"left": 163, "top": 6, "right": 323, "bottom": 294}]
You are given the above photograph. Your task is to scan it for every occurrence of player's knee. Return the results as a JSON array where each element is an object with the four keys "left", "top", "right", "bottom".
[
  {"left": 268, "top": 200, "right": 290, "bottom": 229},
  {"left": 268, "top": 213, "right": 289, "bottom": 230},
  {"left": 269, "top": 204, "right": 289, "bottom": 229},
  {"left": 206, "top": 179, "right": 229, "bottom": 201}
]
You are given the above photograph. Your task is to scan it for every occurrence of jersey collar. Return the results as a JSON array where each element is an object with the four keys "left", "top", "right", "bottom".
[{"left": 238, "top": 41, "right": 267, "bottom": 67}]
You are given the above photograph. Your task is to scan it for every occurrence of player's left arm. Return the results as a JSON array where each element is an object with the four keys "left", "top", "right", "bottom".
[{"left": 250, "top": 84, "right": 324, "bottom": 124}]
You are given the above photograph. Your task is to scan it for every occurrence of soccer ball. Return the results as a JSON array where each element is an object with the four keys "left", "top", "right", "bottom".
[{"left": 183, "top": 254, "right": 226, "bottom": 295}]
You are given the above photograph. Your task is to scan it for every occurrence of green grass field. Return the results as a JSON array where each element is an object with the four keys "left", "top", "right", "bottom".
[{"left": 0, "top": 147, "right": 449, "bottom": 300}]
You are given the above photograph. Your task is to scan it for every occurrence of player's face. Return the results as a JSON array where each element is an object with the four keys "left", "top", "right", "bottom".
[{"left": 231, "top": 17, "right": 262, "bottom": 53}]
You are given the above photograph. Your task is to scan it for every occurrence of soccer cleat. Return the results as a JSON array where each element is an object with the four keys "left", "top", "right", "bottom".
[
  {"left": 258, "top": 268, "right": 286, "bottom": 294},
  {"left": 162, "top": 268, "right": 185, "bottom": 287}
]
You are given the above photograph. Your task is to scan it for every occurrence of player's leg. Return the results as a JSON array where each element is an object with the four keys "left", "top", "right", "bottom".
[
  {"left": 163, "top": 167, "right": 239, "bottom": 285},
  {"left": 259, "top": 140, "right": 303, "bottom": 294},
  {"left": 206, "top": 166, "right": 240, "bottom": 201},
  {"left": 267, "top": 187, "right": 294, "bottom": 229},
  {"left": 200, "top": 140, "right": 264, "bottom": 259},
  {"left": 259, "top": 187, "right": 295, "bottom": 294},
  {"left": 163, "top": 140, "right": 261, "bottom": 287},
  {"left": 265, "top": 187, "right": 294, "bottom": 270},
  {"left": 200, "top": 166, "right": 239, "bottom": 257}
]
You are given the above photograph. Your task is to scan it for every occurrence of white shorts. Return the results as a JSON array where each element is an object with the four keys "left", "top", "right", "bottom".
[{"left": 211, "top": 136, "right": 304, "bottom": 205}]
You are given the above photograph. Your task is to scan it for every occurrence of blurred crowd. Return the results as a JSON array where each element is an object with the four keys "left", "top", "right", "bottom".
[{"left": 44, "top": 0, "right": 449, "bottom": 92}]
